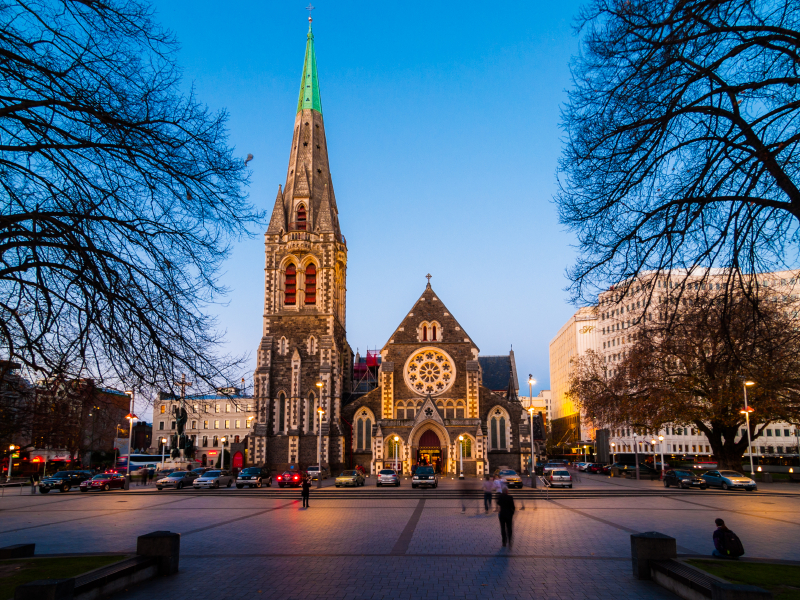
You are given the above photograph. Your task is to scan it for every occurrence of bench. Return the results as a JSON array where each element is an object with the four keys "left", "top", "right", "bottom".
[{"left": 789, "top": 473, "right": 800, "bottom": 483}]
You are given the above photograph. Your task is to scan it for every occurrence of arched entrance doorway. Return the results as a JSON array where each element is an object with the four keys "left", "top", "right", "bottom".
[{"left": 417, "top": 429, "right": 445, "bottom": 474}]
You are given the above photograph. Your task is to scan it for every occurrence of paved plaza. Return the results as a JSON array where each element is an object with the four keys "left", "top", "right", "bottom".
[{"left": 0, "top": 475, "right": 798, "bottom": 599}]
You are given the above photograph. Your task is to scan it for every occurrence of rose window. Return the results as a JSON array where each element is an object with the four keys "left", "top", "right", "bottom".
[{"left": 403, "top": 347, "right": 456, "bottom": 396}]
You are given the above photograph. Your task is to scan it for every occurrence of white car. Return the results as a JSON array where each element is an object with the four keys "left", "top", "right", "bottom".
[
  {"left": 575, "top": 462, "right": 589, "bottom": 471},
  {"left": 306, "top": 465, "right": 329, "bottom": 481},
  {"left": 548, "top": 469, "right": 573, "bottom": 488},
  {"left": 193, "top": 469, "right": 235, "bottom": 489},
  {"left": 156, "top": 470, "right": 198, "bottom": 490}
]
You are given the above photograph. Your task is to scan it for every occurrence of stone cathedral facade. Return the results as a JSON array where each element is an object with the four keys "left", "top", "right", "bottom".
[
  {"left": 250, "top": 23, "right": 528, "bottom": 475},
  {"left": 248, "top": 23, "right": 353, "bottom": 471}
]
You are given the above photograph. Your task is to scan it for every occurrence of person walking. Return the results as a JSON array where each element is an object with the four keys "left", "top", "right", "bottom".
[
  {"left": 497, "top": 486, "right": 516, "bottom": 547},
  {"left": 482, "top": 475, "right": 494, "bottom": 513},
  {"left": 492, "top": 474, "right": 504, "bottom": 512},
  {"left": 301, "top": 475, "right": 311, "bottom": 508}
]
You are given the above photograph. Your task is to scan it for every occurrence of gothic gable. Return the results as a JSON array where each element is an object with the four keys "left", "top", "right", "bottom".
[{"left": 384, "top": 283, "right": 478, "bottom": 350}]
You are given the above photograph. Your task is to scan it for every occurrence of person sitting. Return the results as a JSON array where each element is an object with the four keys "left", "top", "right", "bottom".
[{"left": 712, "top": 518, "right": 744, "bottom": 559}]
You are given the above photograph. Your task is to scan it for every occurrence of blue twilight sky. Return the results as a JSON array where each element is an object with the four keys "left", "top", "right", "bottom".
[{"left": 152, "top": 1, "right": 586, "bottom": 396}]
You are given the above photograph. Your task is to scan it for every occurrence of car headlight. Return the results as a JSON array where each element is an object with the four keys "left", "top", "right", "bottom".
[{"left": 681, "top": 479, "right": 691, "bottom": 483}]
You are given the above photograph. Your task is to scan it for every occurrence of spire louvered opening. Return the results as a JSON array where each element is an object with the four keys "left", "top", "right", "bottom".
[
  {"left": 285, "top": 264, "right": 297, "bottom": 305},
  {"left": 305, "top": 264, "right": 316, "bottom": 304}
]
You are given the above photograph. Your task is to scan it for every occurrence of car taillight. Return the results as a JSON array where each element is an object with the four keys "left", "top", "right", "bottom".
[
  {"left": 293, "top": 476, "right": 299, "bottom": 480},
  {"left": 277, "top": 476, "right": 282, "bottom": 480}
]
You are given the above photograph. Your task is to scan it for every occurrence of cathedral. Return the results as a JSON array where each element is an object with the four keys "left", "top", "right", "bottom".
[{"left": 249, "top": 22, "right": 528, "bottom": 476}]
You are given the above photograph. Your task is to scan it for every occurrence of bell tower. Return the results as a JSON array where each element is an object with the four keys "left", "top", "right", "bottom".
[{"left": 250, "top": 20, "right": 351, "bottom": 471}]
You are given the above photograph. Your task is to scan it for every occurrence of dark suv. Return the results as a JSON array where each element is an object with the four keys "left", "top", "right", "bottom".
[
  {"left": 236, "top": 466, "right": 272, "bottom": 488},
  {"left": 38, "top": 471, "right": 92, "bottom": 493}
]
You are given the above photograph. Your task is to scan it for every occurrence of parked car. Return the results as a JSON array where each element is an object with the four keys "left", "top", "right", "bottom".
[
  {"left": 193, "top": 470, "right": 235, "bottom": 489},
  {"left": 376, "top": 469, "right": 401, "bottom": 487},
  {"left": 411, "top": 466, "right": 438, "bottom": 488},
  {"left": 156, "top": 470, "right": 199, "bottom": 490},
  {"left": 701, "top": 470, "right": 757, "bottom": 491},
  {"left": 587, "top": 464, "right": 605, "bottom": 474},
  {"left": 191, "top": 467, "right": 211, "bottom": 476},
  {"left": 548, "top": 469, "right": 573, "bottom": 488},
  {"left": 610, "top": 463, "right": 657, "bottom": 476},
  {"left": 575, "top": 462, "right": 589, "bottom": 471},
  {"left": 335, "top": 470, "right": 365, "bottom": 487},
  {"left": 663, "top": 469, "right": 708, "bottom": 490},
  {"left": 38, "top": 471, "right": 92, "bottom": 493},
  {"left": 498, "top": 469, "right": 523, "bottom": 489},
  {"left": 543, "top": 462, "right": 567, "bottom": 475},
  {"left": 600, "top": 464, "right": 613, "bottom": 475},
  {"left": 306, "top": 465, "right": 329, "bottom": 481},
  {"left": 79, "top": 473, "right": 127, "bottom": 492},
  {"left": 276, "top": 471, "right": 305, "bottom": 488},
  {"left": 236, "top": 467, "right": 272, "bottom": 488}
]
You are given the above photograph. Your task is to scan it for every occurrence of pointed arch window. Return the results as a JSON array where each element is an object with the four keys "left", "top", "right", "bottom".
[
  {"left": 459, "top": 437, "right": 472, "bottom": 458},
  {"left": 422, "top": 325, "right": 427, "bottom": 341},
  {"left": 456, "top": 401, "right": 465, "bottom": 419},
  {"left": 296, "top": 204, "right": 307, "bottom": 230},
  {"left": 490, "top": 412, "right": 508, "bottom": 450},
  {"left": 432, "top": 325, "right": 437, "bottom": 341},
  {"left": 396, "top": 402, "right": 405, "bottom": 420},
  {"left": 445, "top": 401, "right": 455, "bottom": 419},
  {"left": 278, "top": 393, "right": 286, "bottom": 433},
  {"left": 305, "top": 264, "right": 316, "bottom": 304},
  {"left": 355, "top": 412, "right": 372, "bottom": 450},
  {"left": 285, "top": 264, "right": 296, "bottom": 305}
]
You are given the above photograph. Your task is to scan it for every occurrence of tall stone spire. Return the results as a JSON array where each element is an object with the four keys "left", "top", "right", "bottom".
[{"left": 267, "top": 21, "right": 339, "bottom": 239}]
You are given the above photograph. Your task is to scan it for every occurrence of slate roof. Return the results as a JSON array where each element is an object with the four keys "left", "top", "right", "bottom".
[{"left": 478, "top": 351, "right": 518, "bottom": 393}]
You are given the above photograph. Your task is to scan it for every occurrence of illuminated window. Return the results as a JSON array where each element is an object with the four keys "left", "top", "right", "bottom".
[
  {"left": 459, "top": 437, "right": 472, "bottom": 458},
  {"left": 224, "top": 420, "right": 230, "bottom": 428},
  {"left": 285, "top": 264, "right": 297, "bottom": 305},
  {"left": 214, "top": 420, "right": 220, "bottom": 429},
  {"left": 305, "top": 264, "right": 316, "bottom": 304},
  {"left": 160, "top": 405, "right": 165, "bottom": 414}
]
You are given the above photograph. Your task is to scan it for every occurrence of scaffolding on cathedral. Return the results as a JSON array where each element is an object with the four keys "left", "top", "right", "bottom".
[{"left": 351, "top": 349, "right": 380, "bottom": 395}]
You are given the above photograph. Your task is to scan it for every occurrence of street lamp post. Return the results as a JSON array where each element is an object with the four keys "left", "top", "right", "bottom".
[
  {"left": 742, "top": 380, "right": 756, "bottom": 476},
  {"left": 161, "top": 438, "right": 167, "bottom": 470},
  {"left": 632, "top": 432, "right": 640, "bottom": 480},
  {"left": 527, "top": 406, "right": 537, "bottom": 488},
  {"left": 458, "top": 435, "right": 464, "bottom": 480},
  {"left": 124, "top": 391, "right": 137, "bottom": 482},
  {"left": 6, "top": 445, "right": 15, "bottom": 482},
  {"left": 394, "top": 436, "right": 400, "bottom": 473},
  {"left": 658, "top": 435, "right": 665, "bottom": 478},
  {"left": 220, "top": 437, "right": 227, "bottom": 470},
  {"left": 610, "top": 442, "right": 616, "bottom": 466},
  {"left": 316, "top": 381, "right": 324, "bottom": 488},
  {"left": 317, "top": 405, "right": 325, "bottom": 489}
]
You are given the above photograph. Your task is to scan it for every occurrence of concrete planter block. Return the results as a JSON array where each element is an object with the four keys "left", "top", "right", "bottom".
[
  {"left": 0, "top": 543, "right": 35, "bottom": 560},
  {"left": 711, "top": 581, "right": 773, "bottom": 600},
  {"left": 760, "top": 473, "right": 772, "bottom": 483},
  {"left": 631, "top": 532, "right": 677, "bottom": 580},
  {"left": 14, "top": 578, "right": 74, "bottom": 600},
  {"left": 136, "top": 531, "right": 180, "bottom": 576}
]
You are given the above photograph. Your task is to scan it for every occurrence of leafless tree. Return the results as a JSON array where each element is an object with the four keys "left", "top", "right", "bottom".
[
  {"left": 557, "top": 0, "right": 800, "bottom": 309},
  {"left": 0, "top": 1, "right": 263, "bottom": 397},
  {"left": 569, "top": 289, "right": 800, "bottom": 470}
]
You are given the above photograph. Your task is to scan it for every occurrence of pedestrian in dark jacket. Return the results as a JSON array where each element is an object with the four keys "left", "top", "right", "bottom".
[
  {"left": 497, "top": 486, "right": 516, "bottom": 547},
  {"left": 712, "top": 518, "right": 744, "bottom": 559},
  {"left": 301, "top": 476, "right": 311, "bottom": 508}
]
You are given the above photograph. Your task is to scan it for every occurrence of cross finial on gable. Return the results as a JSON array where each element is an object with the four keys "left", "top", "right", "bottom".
[{"left": 426, "top": 273, "right": 432, "bottom": 285}]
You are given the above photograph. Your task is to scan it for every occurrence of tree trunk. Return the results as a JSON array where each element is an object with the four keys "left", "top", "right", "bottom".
[{"left": 699, "top": 422, "right": 749, "bottom": 472}]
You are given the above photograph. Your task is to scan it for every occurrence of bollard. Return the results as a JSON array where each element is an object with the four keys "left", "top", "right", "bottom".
[
  {"left": 14, "top": 578, "right": 74, "bottom": 600},
  {"left": 137, "top": 531, "right": 180, "bottom": 576},
  {"left": 630, "top": 532, "right": 676, "bottom": 580}
]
